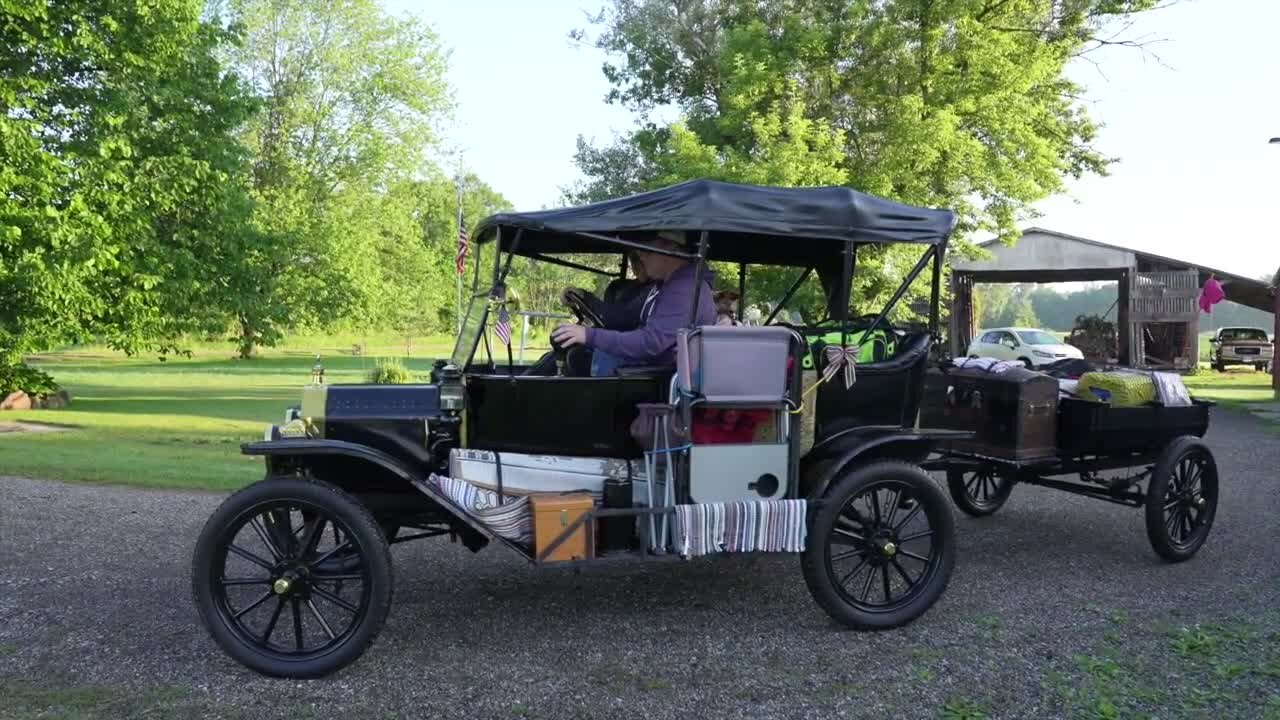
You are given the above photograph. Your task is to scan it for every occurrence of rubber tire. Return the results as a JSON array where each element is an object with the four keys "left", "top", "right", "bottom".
[
  {"left": 1018, "top": 357, "right": 1033, "bottom": 369},
  {"left": 1214, "top": 360, "right": 1225, "bottom": 372},
  {"left": 1144, "top": 436, "right": 1218, "bottom": 563},
  {"left": 802, "top": 460, "right": 956, "bottom": 630},
  {"left": 945, "top": 467, "right": 1015, "bottom": 517},
  {"left": 192, "top": 477, "right": 394, "bottom": 678}
]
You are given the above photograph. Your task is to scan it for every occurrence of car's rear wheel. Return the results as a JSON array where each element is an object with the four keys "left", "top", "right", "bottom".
[
  {"left": 192, "top": 477, "right": 393, "bottom": 678},
  {"left": 802, "top": 460, "right": 955, "bottom": 629},
  {"left": 946, "top": 467, "right": 1014, "bottom": 517},
  {"left": 1144, "top": 437, "right": 1218, "bottom": 563}
]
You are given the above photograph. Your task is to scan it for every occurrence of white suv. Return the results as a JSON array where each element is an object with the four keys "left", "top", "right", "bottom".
[{"left": 966, "top": 327, "right": 1084, "bottom": 368}]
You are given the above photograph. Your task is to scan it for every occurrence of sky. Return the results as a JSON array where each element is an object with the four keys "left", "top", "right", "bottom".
[{"left": 391, "top": 0, "right": 1280, "bottom": 280}]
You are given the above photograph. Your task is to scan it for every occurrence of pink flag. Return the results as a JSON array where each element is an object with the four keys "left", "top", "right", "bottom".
[{"left": 1198, "top": 276, "right": 1224, "bottom": 313}]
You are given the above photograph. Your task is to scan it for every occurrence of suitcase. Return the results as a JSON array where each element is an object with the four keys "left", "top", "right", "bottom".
[
  {"left": 920, "top": 366, "right": 1058, "bottom": 461},
  {"left": 530, "top": 494, "right": 595, "bottom": 562}
]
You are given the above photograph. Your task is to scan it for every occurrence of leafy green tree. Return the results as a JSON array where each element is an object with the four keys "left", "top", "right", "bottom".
[
  {"left": 568, "top": 0, "right": 1161, "bottom": 320},
  {"left": 0, "top": 0, "right": 258, "bottom": 370},
  {"left": 219, "top": 0, "right": 452, "bottom": 356}
]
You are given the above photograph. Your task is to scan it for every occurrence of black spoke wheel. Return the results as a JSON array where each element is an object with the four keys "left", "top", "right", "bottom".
[
  {"left": 192, "top": 477, "right": 393, "bottom": 678},
  {"left": 946, "top": 467, "right": 1015, "bottom": 517},
  {"left": 802, "top": 460, "right": 956, "bottom": 629},
  {"left": 1144, "top": 436, "right": 1218, "bottom": 563}
]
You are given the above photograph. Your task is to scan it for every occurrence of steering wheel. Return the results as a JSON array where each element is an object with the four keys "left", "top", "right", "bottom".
[
  {"left": 561, "top": 288, "right": 606, "bottom": 328},
  {"left": 545, "top": 289, "right": 608, "bottom": 376}
]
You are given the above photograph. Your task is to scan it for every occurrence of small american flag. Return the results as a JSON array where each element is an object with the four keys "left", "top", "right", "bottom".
[
  {"left": 494, "top": 304, "right": 512, "bottom": 346},
  {"left": 455, "top": 214, "right": 469, "bottom": 276}
]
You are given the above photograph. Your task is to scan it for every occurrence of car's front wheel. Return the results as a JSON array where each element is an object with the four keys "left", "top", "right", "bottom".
[{"left": 192, "top": 477, "right": 393, "bottom": 678}]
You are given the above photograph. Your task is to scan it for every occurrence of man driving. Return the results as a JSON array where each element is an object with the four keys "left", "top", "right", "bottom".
[
  {"left": 552, "top": 231, "right": 716, "bottom": 374},
  {"left": 561, "top": 250, "right": 654, "bottom": 333}
]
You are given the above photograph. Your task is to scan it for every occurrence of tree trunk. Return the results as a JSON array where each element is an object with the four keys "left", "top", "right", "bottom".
[{"left": 237, "top": 317, "right": 257, "bottom": 360}]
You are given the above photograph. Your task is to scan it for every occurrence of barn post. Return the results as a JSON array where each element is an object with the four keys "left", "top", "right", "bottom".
[
  {"left": 1118, "top": 269, "right": 1131, "bottom": 365},
  {"left": 1273, "top": 283, "right": 1279, "bottom": 398}
]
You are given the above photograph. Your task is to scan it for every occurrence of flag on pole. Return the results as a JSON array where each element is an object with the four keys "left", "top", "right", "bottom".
[
  {"left": 456, "top": 213, "right": 469, "bottom": 276},
  {"left": 494, "top": 304, "right": 512, "bottom": 346}
]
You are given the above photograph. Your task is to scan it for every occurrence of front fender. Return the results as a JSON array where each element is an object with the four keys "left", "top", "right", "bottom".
[
  {"left": 243, "top": 439, "right": 417, "bottom": 480},
  {"left": 800, "top": 427, "right": 973, "bottom": 499},
  {"left": 241, "top": 439, "right": 493, "bottom": 551}
]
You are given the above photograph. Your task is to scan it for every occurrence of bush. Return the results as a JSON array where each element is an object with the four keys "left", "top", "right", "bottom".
[
  {"left": 365, "top": 358, "right": 413, "bottom": 384},
  {"left": 0, "top": 363, "right": 59, "bottom": 396}
]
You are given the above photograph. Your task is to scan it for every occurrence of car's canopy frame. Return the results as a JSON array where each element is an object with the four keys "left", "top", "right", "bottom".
[{"left": 454, "top": 179, "right": 957, "bottom": 368}]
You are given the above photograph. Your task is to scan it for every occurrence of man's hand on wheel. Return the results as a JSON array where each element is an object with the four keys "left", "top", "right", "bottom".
[{"left": 551, "top": 324, "right": 588, "bottom": 348}]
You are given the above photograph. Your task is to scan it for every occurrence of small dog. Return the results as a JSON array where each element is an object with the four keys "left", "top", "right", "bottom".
[{"left": 714, "top": 290, "right": 740, "bottom": 325}]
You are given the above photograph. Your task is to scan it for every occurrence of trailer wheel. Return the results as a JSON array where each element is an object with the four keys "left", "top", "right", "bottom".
[
  {"left": 192, "top": 476, "right": 393, "bottom": 678},
  {"left": 1144, "top": 437, "right": 1218, "bottom": 563},
  {"left": 945, "top": 467, "right": 1015, "bottom": 517},
  {"left": 802, "top": 460, "right": 955, "bottom": 630}
]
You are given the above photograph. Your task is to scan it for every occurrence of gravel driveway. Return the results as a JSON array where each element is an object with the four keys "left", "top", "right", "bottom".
[{"left": 3, "top": 408, "right": 1279, "bottom": 720}]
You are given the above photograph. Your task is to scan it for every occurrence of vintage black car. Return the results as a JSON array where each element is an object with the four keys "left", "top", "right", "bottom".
[{"left": 191, "top": 180, "right": 970, "bottom": 678}]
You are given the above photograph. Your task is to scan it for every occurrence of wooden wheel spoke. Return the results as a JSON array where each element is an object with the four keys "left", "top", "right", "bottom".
[
  {"left": 261, "top": 598, "right": 285, "bottom": 643},
  {"left": 839, "top": 556, "right": 871, "bottom": 586},
  {"left": 832, "top": 527, "right": 867, "bottom": 546},
  {"left": 291, "top": 598, "right": 304, "bottom": 650},
  {"left": 247, "top": 517, "right": 284, "bottom": 561},
  {"left": 311, "top": 585, "right": 359, "bottom": 614},
  {"left": 298, "top": 515, "right": 329, "bottom": 559},
  {"left": 884, "top": 489, "right": 903, "bottom": 530},
  {"left": 858, "top": 565, "right": 877, "bottom": 602},
  {"left": 898, "top": 529, "right": 933, "bottom": 543},
  {"left": 306, "top": 599, "right": 337, "bottom": 640},
  {"left": 890, "top": 558, "right": 917, "bottom": 588},
  {"left": 311, "top": 573, "right": 364, "bottom": 583},
  {"left": 228, "top": 544, "right": 273, "bottom": 570},
  {"left": 893, "top": 504, "right": 924, "bottom": 533},
  {"left": 233, "top": 591, "right": 274, "bottom": 620},
  {"left": 221, "top": 576, "right": 272, "bottom": 587},
  {"left": 898, "top": 549, "right": 931, "bottom": 563},
  {"left": 309, "top": 540, "right": 354, "bottom": 568}
]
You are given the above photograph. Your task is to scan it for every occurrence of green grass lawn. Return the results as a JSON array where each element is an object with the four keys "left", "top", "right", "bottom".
[
  {"left": 0, "top": 333, "right": 471, "bottom": 492},
  {"left": 1185, "top": 367, "right": 1277, "bottom": 407},
  {"left": 2, "top": 331, "right": 1273, "bottom": 493}
]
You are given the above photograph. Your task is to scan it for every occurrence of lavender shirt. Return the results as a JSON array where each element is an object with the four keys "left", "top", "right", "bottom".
[{"left": 585, "top": 262, "right": 716, "bottom": 366}]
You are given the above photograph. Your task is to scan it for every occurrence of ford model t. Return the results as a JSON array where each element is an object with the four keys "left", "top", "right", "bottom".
[{"left": 191, "top": 180, "right": 968, "bottom": 678}]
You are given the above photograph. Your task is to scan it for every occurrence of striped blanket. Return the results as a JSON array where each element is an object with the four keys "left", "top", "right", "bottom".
[
  {"left": 674, "top": 499, "right": 808, "bottom": 558},
  {"left": 427, "top": 474, "right": 532, "bottom": 545}
]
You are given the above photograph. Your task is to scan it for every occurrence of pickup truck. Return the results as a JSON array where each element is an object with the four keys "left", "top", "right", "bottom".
[{"left": 1209, "top": 326, "right": 1273, "bottom": 372}]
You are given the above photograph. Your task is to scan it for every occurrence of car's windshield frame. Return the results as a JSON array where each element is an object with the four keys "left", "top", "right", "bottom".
[{"left": 447, "top": 224, "right": 947, "bottom": 371}]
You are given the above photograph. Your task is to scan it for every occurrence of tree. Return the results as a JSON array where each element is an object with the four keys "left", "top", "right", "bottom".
[
  {"left": 569, "top": 0, "right": 1162, "bottom": 315},
  {"left": 371, "top": 172, "right": 513, "bottom": 348},
  {"left": 0, "top": 0, "right": 258, "bottom": 370},
  {"left": 219, "top": 0, "right": 451, "bottom": 357}
]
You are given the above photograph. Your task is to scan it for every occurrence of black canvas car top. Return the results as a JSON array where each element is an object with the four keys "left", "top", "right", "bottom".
[{"left": 474, "top": 179, "right": 956, "bottom": 265}]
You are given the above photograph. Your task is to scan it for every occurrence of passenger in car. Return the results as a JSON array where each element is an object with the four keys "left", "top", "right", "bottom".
[{"left": 552, "top": 231, "right": 716, "bottom": 373}]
